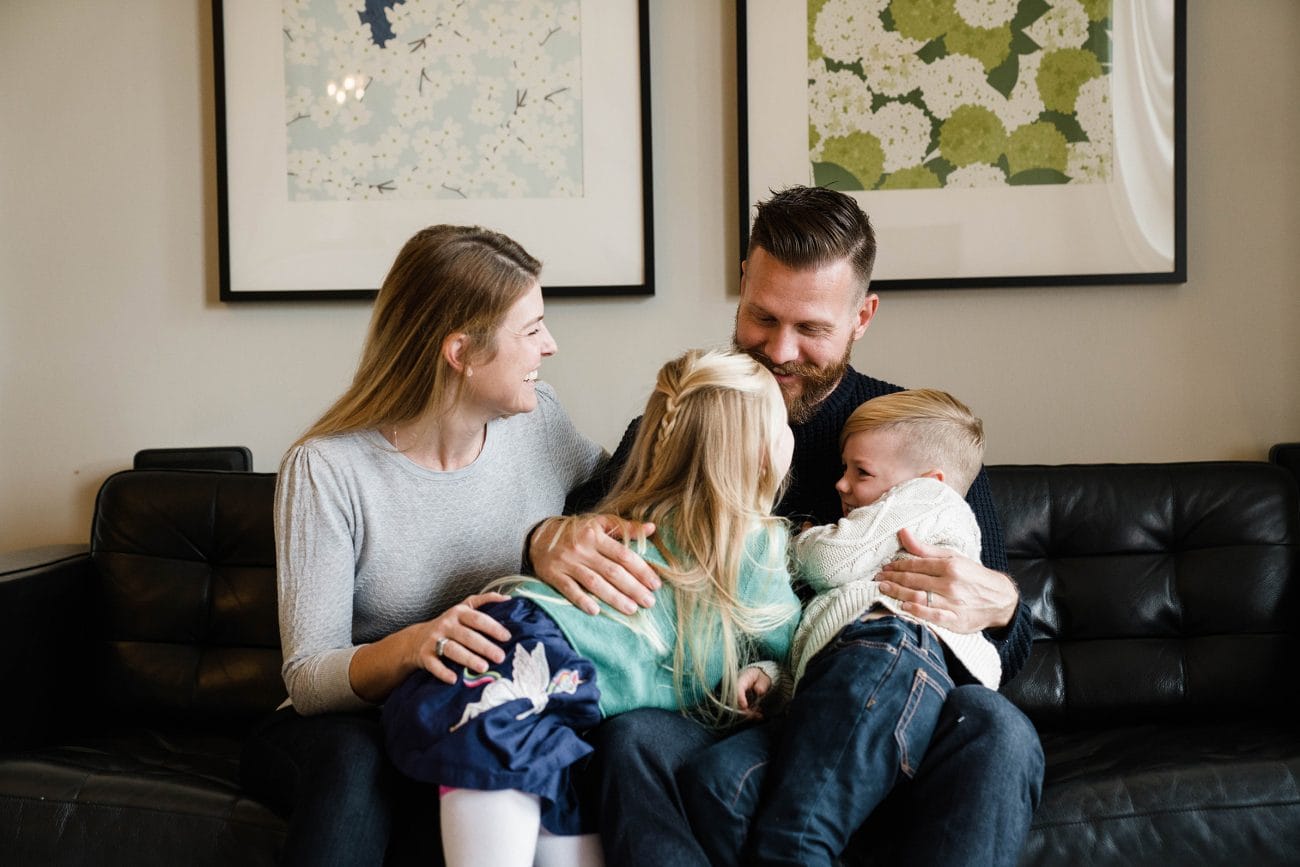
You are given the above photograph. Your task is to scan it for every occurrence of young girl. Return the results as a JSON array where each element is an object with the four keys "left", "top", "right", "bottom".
[{"left": 381, "top": 348, "right": 802, "bottom": 867}]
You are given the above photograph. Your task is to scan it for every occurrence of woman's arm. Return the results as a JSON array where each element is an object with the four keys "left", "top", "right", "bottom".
[
  {"left": 275, "top": 446, "right": 368, "bottom": 715},
  {"left": 277, "top": 446, "right": 511, "bottom": 713},
  {"left": 348, "top": 592, "right": 511, "bottom": 700}
]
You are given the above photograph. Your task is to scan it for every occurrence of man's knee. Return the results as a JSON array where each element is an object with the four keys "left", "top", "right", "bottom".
[
  {"left": 589, "top": 708, "right": 715, "bottom": 778},
  {"left": 944, "top": 686, "right": 1044, "bottom": 799}
]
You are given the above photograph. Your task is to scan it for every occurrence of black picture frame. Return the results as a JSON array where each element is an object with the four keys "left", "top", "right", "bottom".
[
  {"left": 215, "top": 0, "right": 653, "bottom": 300},
  {"left": 738, "top": 0, "right": 1185, "bottom": 289}
]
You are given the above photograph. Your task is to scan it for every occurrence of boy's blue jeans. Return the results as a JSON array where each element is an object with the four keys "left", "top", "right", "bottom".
[{"left": 683, "top": 615, "right": 955, "bottom": 867}]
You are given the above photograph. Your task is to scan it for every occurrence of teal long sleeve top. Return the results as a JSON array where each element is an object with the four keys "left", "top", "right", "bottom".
[{"left": 515, "top": 524, "right": 801, "bottom": 718}]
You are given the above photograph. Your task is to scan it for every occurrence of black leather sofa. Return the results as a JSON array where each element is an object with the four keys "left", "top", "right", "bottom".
[{"left": 2, "top": 450, "right": 1298, "bottom": 866}]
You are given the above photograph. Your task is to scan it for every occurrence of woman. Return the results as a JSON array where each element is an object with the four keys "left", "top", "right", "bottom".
[{"left": 240, "top": 225, "right": 605, "bottom": 866}]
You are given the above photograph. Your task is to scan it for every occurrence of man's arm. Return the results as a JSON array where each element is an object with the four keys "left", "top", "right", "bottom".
[
  {"left": 526, "top": 418, "right": 661, "bottom": 616},
  {"left": 876, "top": 532, "right": 1033, "bottom": 685},
  {"left": 875, "top": 466, "right": 1034, "bottom": 684},
  {"left": 967, "top": 466, "right": 1007, "bottom": 574}
]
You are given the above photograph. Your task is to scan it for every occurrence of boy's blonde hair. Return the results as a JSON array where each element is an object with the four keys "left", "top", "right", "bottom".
[
  {"left": 840, "top": 389, "right": 986, "bottom": 495},
  {"left": 598, "top": 348, "right": 795, "bottom": 726}
]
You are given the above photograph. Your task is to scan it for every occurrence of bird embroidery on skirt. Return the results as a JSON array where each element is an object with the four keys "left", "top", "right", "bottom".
[{"left": 449, "top": 641, "right": 584, "bottom": 732}]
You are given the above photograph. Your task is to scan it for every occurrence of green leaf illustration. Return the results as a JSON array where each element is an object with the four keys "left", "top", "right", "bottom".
[
  {"left": 923, "top": 155, "right": 956, "bottom": 185},
  {"left": 813, "top": 161, "right": 868, "bottom": 192},
  {"left": 987, "top": 53, "right": 1020, "bottom": 98},
  {"left": 824, "top": 57, "right": 868, "bottom": 81},
  {"left": 1009, "top": 167, "right": 1070, "bottom": 185},
  {"left": 917, "top": 38, "right": 948, "bottom": 63},
  {"left": 1039, "top": 110, "right": 1088, "bottom": 143},
  {"left": 1012, "top": 0, "right": 1052, "bottom": 30},
  {"left": 1011, "top": 30, "right": 1041, "bottom": 55},
  {"left": 1084, "top": 20, "right": 1111, "bottom": 65}
]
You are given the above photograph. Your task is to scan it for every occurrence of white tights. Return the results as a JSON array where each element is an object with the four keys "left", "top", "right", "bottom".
[{"left": 439, "top": 788, "right": 604, "bottom": 867}]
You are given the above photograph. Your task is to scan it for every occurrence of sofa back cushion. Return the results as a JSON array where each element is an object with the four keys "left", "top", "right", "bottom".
[
  {"left": 90, "top": 470, "right": 285, "bottom": 730},
  {"left": 991, "top": 461, "right": 1299, "bottom": 727}
]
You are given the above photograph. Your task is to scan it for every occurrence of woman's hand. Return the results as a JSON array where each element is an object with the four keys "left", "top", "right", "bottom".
[
  {"left": 349, "top": 592, "right": 512, "bottom": 701},
  {"left": 877, "top": 528, "right": 1019, "bottom": 634},
  {"left": 412, "top": 592, "right": 513, "bottom": 685},
  {"left": 529, "top": 514, "right": 660, "bottom": 615},
  {"left": 737, "top": 666, "right": 773, "bottom": 720}
]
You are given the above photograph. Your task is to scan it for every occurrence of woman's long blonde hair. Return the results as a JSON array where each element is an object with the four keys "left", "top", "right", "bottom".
[
  {"left": 598, "top": 348, "right": 796, "bottom": 725},
  {"left": 292, "top": 225, "right": 541, "bottom": 449}
]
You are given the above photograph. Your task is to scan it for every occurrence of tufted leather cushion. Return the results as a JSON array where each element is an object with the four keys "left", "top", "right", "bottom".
[
  {"left": 1, "top": 730, "right": 282, "bottom": 867},
  {"left": 0, "top": 470, "right": 289, "bottom": 866},
  {"left": 992, "top": 462, "right": 1300, "bottom": 726},
  {"left": 89, "top": 470, "right": 286, "bottom": 730},
  {"left": 989, "top": 461, "right": 1300, "bottom": 866}
]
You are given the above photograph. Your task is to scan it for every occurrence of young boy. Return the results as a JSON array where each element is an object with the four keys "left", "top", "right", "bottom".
[{"left": 683, "top": 388, "right": 1001, "bottom": 867}]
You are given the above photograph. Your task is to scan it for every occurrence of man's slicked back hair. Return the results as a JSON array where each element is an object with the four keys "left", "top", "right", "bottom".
[{"left": 748, "top": 185, "right": 877, "bottom": 301}]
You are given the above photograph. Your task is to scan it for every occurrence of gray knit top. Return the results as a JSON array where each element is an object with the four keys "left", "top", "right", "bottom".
[{"left": 274, "top": 382, "right": 605, "bottom": 715}]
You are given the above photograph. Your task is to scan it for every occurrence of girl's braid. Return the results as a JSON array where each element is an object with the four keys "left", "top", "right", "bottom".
[{"left": 652, "top": 356, "right": 692, "bottom": 460}]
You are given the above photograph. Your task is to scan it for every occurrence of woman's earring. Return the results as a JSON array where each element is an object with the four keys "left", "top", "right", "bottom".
[{"left": 465, "top": 367, "right": 474, "bottom": 378}]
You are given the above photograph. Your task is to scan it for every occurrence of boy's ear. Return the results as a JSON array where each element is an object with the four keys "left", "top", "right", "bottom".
[{"left": 921, "top": 469, "right": 946, "bottom": 483}]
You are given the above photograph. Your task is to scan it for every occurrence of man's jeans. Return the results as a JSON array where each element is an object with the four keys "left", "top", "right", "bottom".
[
  {"left": 684, "top": 616, "right": 953, "bottom": 867},
  {"left": 590, "top": 637, "right": 1043, "bottom": 867}
]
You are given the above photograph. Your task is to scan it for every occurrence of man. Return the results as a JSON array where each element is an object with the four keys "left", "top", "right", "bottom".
[{"left": 531, "top": 186, "right": 1043, "bottom": 866}]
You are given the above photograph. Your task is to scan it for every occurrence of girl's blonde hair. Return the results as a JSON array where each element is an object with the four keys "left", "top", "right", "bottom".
[
  {"left": 839, "top": 388, "right": 986, "bottom": 495},
  {"left": 598, "top": 348, "right": 795, "bottom": 725},
  {"left": 293, "top": 225, "right": 541, "bottom": 449}
]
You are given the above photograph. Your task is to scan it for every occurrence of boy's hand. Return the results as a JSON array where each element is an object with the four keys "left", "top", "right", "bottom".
[
  {"left": 878, "top": 527, "right": 1019, "bottom": 634},
  {"left": 737, "top": 666, "right": 773, "bottom": 720},
  {"left": 529, "top": 514, "right": 660, "bottom": 616}
]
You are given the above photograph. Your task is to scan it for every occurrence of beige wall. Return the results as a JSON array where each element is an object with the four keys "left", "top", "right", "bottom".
[{"left": 2, "top": 1, "right": 1298, "bottom": 550}]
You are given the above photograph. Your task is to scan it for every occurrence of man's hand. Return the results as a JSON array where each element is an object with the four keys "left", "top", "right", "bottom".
[
  {"left": 737, "top": 666, "right": 772, "bottom": 720},
  {"left": 530, "top": 514, "right": 660, "bottom": 616},
  {"left": 877, "top": 527, "right": 1019, "bottom": 634}
]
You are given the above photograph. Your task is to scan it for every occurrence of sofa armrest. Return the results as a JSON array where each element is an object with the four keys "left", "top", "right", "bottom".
[
  {"left": 0, "top": 545, "right": 94, "bottom": 748},
  {"left": 1269, "top": 442, "right": 1300, "bottom": 487}
]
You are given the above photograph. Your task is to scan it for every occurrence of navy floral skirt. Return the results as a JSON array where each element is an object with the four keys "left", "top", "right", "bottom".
[{"left": 382, "top": 596, "right": 602, "bottom": 833}]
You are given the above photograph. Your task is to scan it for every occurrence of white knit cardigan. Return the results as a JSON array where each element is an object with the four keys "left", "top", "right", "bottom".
[{"left": 789, "top": 477, "right": 1002, "bottom": 690}]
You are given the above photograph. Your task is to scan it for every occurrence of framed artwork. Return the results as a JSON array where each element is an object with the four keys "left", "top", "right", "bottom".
[
  {"left": 739, "top": 0, "right": 1186, "bottom": 288},
  {"left": 214, "top": 0, "right": 653, "bottom": 300}
]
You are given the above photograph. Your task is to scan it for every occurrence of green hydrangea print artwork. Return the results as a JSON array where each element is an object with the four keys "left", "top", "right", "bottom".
[{"left": 808, "top": 0, "right": 1113, "bottom": 190}]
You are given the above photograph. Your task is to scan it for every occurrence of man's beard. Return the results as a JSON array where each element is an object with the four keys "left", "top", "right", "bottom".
[{"left": 733, "top": 331, "right": 851, "bottom": 425}]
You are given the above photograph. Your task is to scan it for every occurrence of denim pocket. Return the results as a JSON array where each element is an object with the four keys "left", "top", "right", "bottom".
[{"left": 894, "top": 668, "right": 950, "bottom": 778}]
